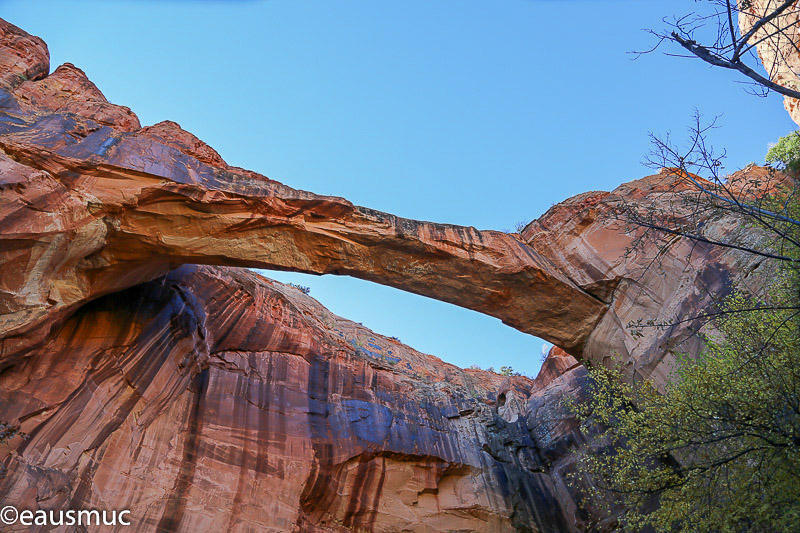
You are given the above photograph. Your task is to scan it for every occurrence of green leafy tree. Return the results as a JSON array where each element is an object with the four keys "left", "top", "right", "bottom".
[
  {"left": 767, "top": 131, "right": 800, "bottom": 173},
  {"left": 499, "top": 366, "right": 515, "bottom": 376},
  {"left": 569, "top": 143, "right": 800, "bottom": 531},
  {"left": 570, "top": 0, "right": 800, "bottom": 524}
]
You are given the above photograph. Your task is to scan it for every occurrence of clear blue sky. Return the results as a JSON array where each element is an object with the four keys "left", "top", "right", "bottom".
[{"left": 3, "top": 1, "right": 795, "bottom": 377}]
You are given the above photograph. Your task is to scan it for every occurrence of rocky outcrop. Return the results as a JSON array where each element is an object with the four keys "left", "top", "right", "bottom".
[
  {"left": 13, "top": 62, "right": 140, "bottom": 132},
  {"left": 738, "top": 0, "right": 800, "bottom": 125},
  {"left": 0, "top": 18, "right": 48, "bottom": 90},
  {"left": 524, "top": 347, "right": 627, "bottom": 531},
  {"left": 0, "top": 266, "right": 574, "bottom": 532},
  {"left": 522, "top": 170, "right": 776, "bottom": 389}
]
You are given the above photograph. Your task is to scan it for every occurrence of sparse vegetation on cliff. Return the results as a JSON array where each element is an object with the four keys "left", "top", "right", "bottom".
[
  {"left": 286, "top": 283, "right": 311, "bottom": 295},
  {"left": 499, "top": 366, "right": 516, "bottom": 376},
  {"left": 514, "top": 220, "right": 530, "bottom": 234},
  {"left": 0, "top": 422, "right": 25, "bottom": 445}
]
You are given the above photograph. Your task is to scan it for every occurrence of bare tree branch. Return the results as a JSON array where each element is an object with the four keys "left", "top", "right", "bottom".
[{"left": 645, "top": 1, "right": 800, "bottom": 101}]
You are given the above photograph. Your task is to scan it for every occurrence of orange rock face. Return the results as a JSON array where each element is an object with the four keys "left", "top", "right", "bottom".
[
  {"left": 0, "top": 18, "right": 48, "bottom": 90},
  {"left": 523, "top": 170, "right": 775, "bottom": 389},
  {"left": 0, "top": 266, "right": 573, "bottom": 532},
  {"left": 0, "top": 17, "right": 778, "bottom": 531},
  {"left": 0, "top": 20, "right": 606, "bottom": 367},
  {"left": 738, "top": 0, "right": 800, "bottom": 125},
  {"left": 14, "top": 62, "right": 141, "bottom": 132}
]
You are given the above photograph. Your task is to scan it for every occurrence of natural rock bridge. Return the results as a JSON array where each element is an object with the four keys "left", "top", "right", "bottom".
[
  {"left": 0, "top": 16, "right": 782, "bottom": 532},
  {"left": 0, "top": 18, "right": 768, "bottom": 387}
]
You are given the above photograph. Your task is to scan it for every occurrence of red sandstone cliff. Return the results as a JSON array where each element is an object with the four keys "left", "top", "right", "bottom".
[
  {"left": 0, "top": 17, "right": 782, "bottom": 532},
  {"left": 1, "top": 265, "right": 569, "bottom": 532}
]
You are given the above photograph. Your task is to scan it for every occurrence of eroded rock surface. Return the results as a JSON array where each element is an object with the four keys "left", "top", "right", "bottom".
[
  {"left": 522, "top": 171, "right": 775, "bottom": 389},
  {"left": 0, "top": 18, "right": 48, "bottom": 90},
  {"left": 0, "top": 266, "right": 574, "bottom": 532},
  {"left": 524, "top": 347, "right": 627, "bottom": 531}
]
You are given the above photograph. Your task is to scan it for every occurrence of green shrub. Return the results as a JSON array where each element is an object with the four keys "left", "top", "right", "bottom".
[
  {"left": 499, "top": 366, "right": 515, "bottom": 376},
  {"left": 766, "top": 131, "right": 800, "bottom": 173},
  {"left": 567, "top": 184, "right": 800, "bottom": 531}
]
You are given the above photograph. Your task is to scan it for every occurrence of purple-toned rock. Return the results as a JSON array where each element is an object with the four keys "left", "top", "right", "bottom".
[{"left": 0, "top": 266, "right": 575, "bottom": 532}]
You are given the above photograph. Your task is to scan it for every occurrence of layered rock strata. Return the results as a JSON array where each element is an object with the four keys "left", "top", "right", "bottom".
[
  {"left": 0, "top": 266, "right": 572, "bottom": 532},
  {"left": 522, "top": 169, "right": 777, "bottom": 388}
]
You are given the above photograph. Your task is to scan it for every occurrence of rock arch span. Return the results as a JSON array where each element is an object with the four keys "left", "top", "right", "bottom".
[{"left": 0, "top": 17, "right": 772, "bottom": 388}]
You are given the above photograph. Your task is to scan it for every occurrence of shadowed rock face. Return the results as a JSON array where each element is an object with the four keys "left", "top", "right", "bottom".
[
  {"left": 524, "top": 347, "right": 627, "bottom": 532},
  {"left": 0, "top": 265, "right": 574, "bottom": 532}
]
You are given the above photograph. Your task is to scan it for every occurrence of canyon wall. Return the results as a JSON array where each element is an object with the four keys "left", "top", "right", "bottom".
[
  {"left": 1, "top": 265, "right": 571, "bottom": 532},
  {"left": 0, "top": 17, "right": 783, "bottom": 531}
]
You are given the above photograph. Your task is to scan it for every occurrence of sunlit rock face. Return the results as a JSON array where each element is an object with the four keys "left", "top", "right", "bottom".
[
  {"left": 523, "top": 168, "right": 778, "bottom": 390},
  {"left": 738, "top": 0, "right": 800, "bottom": 125},
  {"left": 0, "top": 265, "right": 575, "bottom": 532},
  {"left": 0, "top": 18, "right": 48, "bottom": 91}
]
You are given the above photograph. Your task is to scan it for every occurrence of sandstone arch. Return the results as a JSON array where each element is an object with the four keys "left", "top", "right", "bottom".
[{"left": 0, "top": 18, "right": 773, "bottom": 388}]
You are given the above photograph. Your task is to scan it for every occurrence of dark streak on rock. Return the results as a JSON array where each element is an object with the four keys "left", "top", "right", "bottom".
[{"left": 156, "top": 368, "right": 208, "bottom": 533}]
